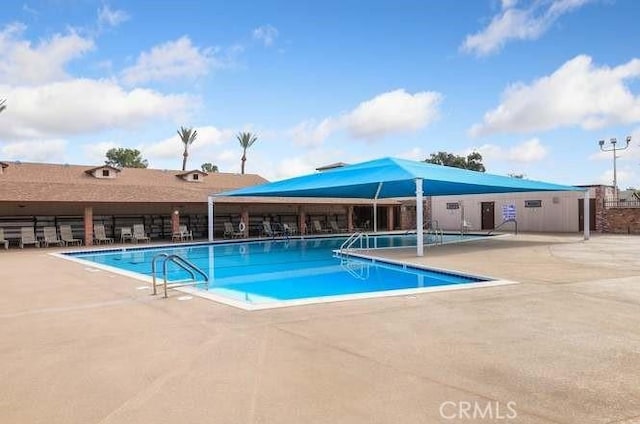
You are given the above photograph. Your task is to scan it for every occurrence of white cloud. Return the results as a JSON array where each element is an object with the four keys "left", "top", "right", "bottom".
[
  {"left": 462, "top": 0, "right": 594, "bottom": 56},
  {"left": 596, "top": 168, "right": 637, "bottom": 189},
  {"left": 1, "top": 139, "right": 66, "bottom": 162},
  {"left": 0, "top": 22, "right": 94, "bottom": 84},
  {"left": 0, "top": 79, "right": 195, "bottom": 140},
  {"left": 252, "top": 25, "right": 279, "bottom": 47},
  {"left": 473, "top": 138, "right": 548, "bottom": 163},
  {"left": 121, "top": 36, "right": 215, "bottom": 84},
  {"left": 288, "top": 118, "right": 337, "bottom": 147},
  {"left": 344, "top": 90, "right": 441, "bottom": 139},
  {"left": 22, "top": 4, "right": 38, "bottom": 17},
  {"left": 82, "top": 141, "right": 118, "bottom": 163},
  {"left": 258, "top": 147, "right": 347, "bottom": 180},
  {"left": 397, "top": 147, "right": 428, "bottom": 161},
  {"left": 98, "top": 4, "right": 129, "bottom": 28},
  {"left": 288, "top": 89, "right": 442, "bottom": 145},
  {"left": 470, "top": 55, "right": 640, "bottom": 136},
  {"left": 506, "top": 138, "right": 548, "bottom": 161},
  {"left": 143, "top": 126, "right": 233, "bottom": 163}
]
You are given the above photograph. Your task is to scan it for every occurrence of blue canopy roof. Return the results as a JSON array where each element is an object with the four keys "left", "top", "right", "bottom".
[{"left": 218, "top": 157, "right": 582, "bottom": 199}]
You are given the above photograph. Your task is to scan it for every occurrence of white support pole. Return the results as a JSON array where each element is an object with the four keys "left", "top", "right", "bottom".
[
  {"left": 207, "top": 196, "right": 214, "bottom": 242},
  {"left": 416, "top": 178, "right": 424, "bottom": 257},
  {"left": 373, "top": 201, "right": 377, "bottom": 233},
  {"left": 373, "top": 182, "right": 382, "bottom": 233},
  {"left": 583, "top": 190, "right": 590, "bottom": 240},
  {"left": 208, "top": 245, "right": 214, "bottom": 287}
]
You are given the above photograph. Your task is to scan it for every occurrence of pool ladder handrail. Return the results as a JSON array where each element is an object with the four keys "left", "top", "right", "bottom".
[
  {"left": 151, "top": 253, "right": 208, "bottom": 298},
  {"left": 424, "top": 220, "right": 444, "bottom": 245},
  {"left": 338, "top": 232, "right": 370, "bottom": 266},
  {"left": 339, "top": 232, "right": 370, "bottom": 253}
]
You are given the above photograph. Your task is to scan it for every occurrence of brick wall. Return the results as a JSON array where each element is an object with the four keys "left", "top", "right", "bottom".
[
  {"left": 398, "top": 198, "right": 431, "bottom": 230},
  {"left": 594, "top": 186, "right": 608, "bottom": 232},
  {"left": 603, "top": 208, "right": 640, "bottom": 234}
]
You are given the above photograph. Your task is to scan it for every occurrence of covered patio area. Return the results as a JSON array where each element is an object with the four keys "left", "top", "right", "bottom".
[{"left": 212, "top": 157, "right": 588, "bottom": 255}]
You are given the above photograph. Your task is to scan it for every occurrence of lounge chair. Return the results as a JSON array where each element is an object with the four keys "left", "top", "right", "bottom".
[
  {"left": 43, "top": 226, "right": 64, "bottom": 247},
  {"left": 223, "top": 222, "right": 243, "bottom": 239},
  {"left": 283, "top": 222, "right": 298, "bottom": 236},
  {"left": 132, "top": 224, "right": 150, "bottom": 243},
  {"left": 178, "top": 225, "right": 193, "bottom": 241},
  {"left": 94, "top": 224, "right": 114, "bottom": 244},
  {"left": 262, "top": 221, "right": 281, "bottom": 237},
  {"left": 172, "top": 224, "right": 193, "bottom": 242},
  {"left": 312, "top": 220, "right": 331, "bottom": 234},
  {"left": 0, "top": 228, "right": 8, "bottom": 250},
  {"left": 20, "top": 227, "right": 39, "bottom": 248},
  {"left": 462, "top": 220, "right": 472, "bottom": 233},
  {"left": 329, "top": 220, "right": 347, "bottom": 233},
  {"left": 120, "top": 227, "right": 134, "bottom": 243},
  {"left": 59, "top": 224, "right": 82, "bottom": 246}
]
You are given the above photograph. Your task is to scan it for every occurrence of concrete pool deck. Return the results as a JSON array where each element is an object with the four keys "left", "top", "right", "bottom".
[{"left": 1, "top": 233, "right": 639, "bottom": 423}]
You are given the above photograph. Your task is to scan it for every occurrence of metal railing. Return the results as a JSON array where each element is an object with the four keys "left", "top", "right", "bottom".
[
  {"left": 339, "top": 232, "right": 370, "bottom": 255},
  {"left": 426, "top": 227, "right": 444, "bottom": 245},
  {"left": 488, "top": 219, "right": 518, "bottom": 235},
  {"left": 337, "top": 232, "right": 371, "bottom": 266},
  {"left": 151, "top": 253, "right": 208, "bottom": 298},
  {"left": 604, "top": 199, "right": 640, "bottom": 209}
]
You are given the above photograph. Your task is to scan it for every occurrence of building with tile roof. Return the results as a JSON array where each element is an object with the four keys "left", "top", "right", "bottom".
[{"left": 0, "top": 161, "right": 401, "bottom": 246}]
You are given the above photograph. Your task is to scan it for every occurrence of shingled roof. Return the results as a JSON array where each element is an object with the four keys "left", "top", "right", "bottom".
[{"left": 0, "top": 162, "right": 267, "bottom": 203}]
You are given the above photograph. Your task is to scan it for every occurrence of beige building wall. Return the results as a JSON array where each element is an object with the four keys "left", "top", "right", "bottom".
[{"left": 431, "top": 191, "right": 586, "bottom": 233}]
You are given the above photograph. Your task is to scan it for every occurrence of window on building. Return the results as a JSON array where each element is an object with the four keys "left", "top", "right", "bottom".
[
  {"left": 102, "top": 169, "right": 110, "bottom": 177},
  {"left": 192, "top": 173, "right": 199, "bottom": 181}
]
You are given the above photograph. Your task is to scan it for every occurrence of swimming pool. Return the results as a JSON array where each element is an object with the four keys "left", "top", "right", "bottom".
[{"left": 64, "top": 234, "right": 504, "bottom": 310}]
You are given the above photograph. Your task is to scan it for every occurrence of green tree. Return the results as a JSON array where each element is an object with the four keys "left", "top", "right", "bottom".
[
  {"left": 0, "top": 99, "right": 6, "bottom": 114},
  {"left": 201, "top": 162, "right": 219, "bottom": 173},
  {"left": 177, "top": 126, "right": 197, "bottom": 171},
  {"left": 425, "top": 151, "right": 486, "bottom": 172},
  {"left": 105, "top": 148, "right": 148, "bottom": 168},
  {"left": 237, "top": 131, "right": 258, "bottom": 174}
]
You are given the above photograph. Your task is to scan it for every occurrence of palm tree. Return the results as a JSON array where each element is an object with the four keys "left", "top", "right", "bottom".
[
  {"left": 237, "top": 131, "right": 258, "bottom": 174},
  {"left": 0, "top": 99, "right": 6, "bottom": 114},
  {"left": 177, "top": 126, "right": 197, "bottom": 171}
]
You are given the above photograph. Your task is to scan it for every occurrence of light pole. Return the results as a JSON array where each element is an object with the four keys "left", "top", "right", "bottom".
[{"left": 598, "top": 136, "right": 631, "bottom": 197}]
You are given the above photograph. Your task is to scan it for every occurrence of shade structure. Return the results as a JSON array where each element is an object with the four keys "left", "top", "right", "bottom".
[
  {"left": 214, "top": 157, "right": 587, "bottom": 255},
  {"left": 218, "top": 157, "right": 582, "bottom": 198}
]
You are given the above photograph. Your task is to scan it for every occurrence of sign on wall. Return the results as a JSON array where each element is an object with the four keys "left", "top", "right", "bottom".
[
  {"left": 446, "top": 202, "right": 460, "bottom": 210},
  {"left": 502, "top": 204, "right": 516, "bottom": 220},
  {"left": 524, "top": 200, "right": 542, "bottom": 208}
]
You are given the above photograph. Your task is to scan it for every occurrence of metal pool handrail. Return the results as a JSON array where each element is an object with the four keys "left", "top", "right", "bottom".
[
  {"left": 340, "top": 232, "right": 370, "bottom": 253},
  {"left": 151, "top": 253, "right": 209, "bottom": 298},
  {"left": 151, "top": 253, "right": 169, "bottom": 295}
]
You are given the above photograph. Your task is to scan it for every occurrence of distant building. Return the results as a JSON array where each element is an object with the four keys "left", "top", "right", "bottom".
[{"left": 429, "top": 185, "right": 622, "bottom": 233}]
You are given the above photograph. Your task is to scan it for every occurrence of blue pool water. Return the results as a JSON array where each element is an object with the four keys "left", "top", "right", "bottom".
[{"left": 67, "top": 234, "right": 490, "bottom": 307}]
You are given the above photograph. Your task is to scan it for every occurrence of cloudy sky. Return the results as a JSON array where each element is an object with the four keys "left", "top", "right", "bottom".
[{"left": 1, "top": 0, "right": 639, "bottom": 187}]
